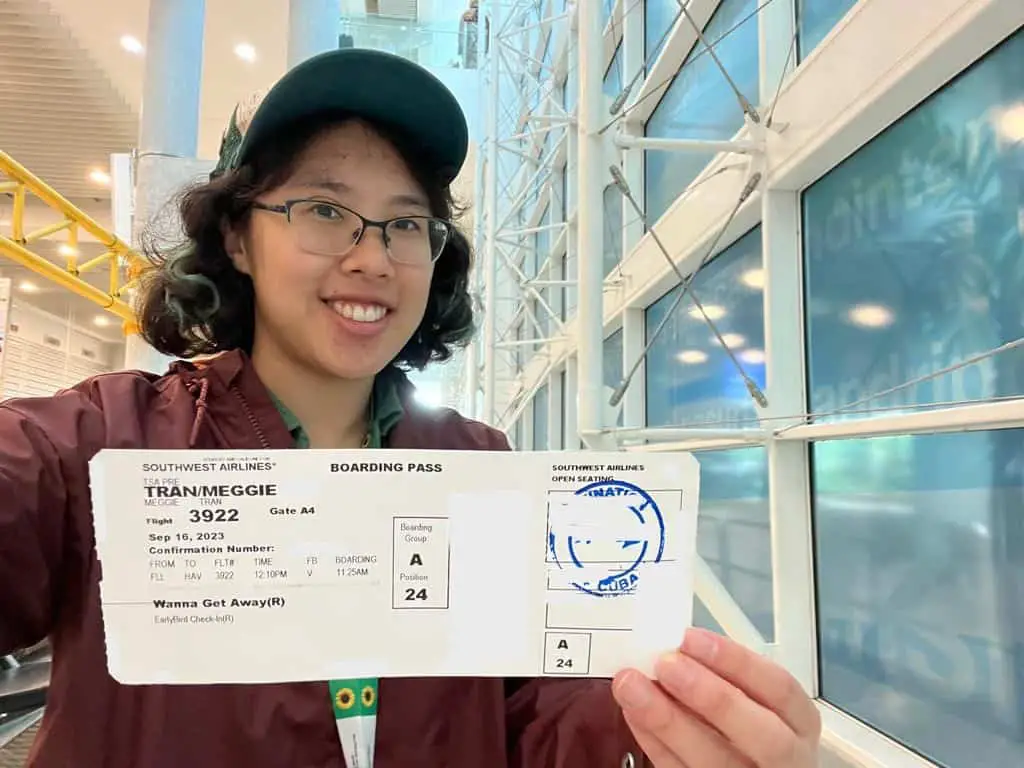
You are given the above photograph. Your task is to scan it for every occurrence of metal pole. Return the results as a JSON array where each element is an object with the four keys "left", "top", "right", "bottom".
[
  {"left": 139, "top": 0, "right": 205, "bottom": 157},
  {"left": 575, "top": 0, "right": 605, "bottom": 449},
  {"left": 482, "top": 0, "right": 502, "bottom": 424}
]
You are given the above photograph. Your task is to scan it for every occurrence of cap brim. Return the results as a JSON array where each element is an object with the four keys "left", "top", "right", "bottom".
[{"left": 237, "top": 49, "right": 468, "bottom": 184}]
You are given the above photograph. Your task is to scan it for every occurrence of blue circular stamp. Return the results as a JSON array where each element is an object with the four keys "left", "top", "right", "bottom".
[{"left": 548, "top": 480, "right": 665, "bottom": 597}]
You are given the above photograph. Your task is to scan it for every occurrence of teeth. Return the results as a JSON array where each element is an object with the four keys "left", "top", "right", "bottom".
[{"left": 330, "top": 301, "right": 388, "bottom": 323}]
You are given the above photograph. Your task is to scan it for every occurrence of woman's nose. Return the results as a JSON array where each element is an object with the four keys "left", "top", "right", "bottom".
[{"left": 342, "top": 226, "right": 394, "bottom": 277}]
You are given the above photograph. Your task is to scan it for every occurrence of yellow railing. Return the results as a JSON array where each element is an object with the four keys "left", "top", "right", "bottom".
[{"left": 0, "top": 150, "right": 150, "bottom": 332}]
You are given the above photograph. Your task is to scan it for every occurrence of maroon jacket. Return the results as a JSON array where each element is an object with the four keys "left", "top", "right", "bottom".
[{"left": 0, "top": 350, "right": 645, "bottom": 767}]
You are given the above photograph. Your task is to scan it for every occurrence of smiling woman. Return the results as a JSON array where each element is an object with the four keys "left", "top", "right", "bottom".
[{"left": 0, "top": 48, "right": 673, "bottom": 768}]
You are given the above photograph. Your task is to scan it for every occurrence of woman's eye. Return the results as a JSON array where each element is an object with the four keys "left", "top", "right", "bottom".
[
  {"left": 311, "top": 204, "right": 342, "bottom": 220},
  {"left": 392, "top": 218, "right": 422, "bottom": 232}
]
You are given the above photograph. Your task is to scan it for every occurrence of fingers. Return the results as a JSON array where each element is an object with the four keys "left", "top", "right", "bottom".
[
  {"left": 653, "top": 651, "right": 801, "bottom": 767},
  {"left": 613, "top": 669, "right": 746, "bottom": 768},
  {"left": 681, "top": 629, "right": 821, "bottom": 740}
]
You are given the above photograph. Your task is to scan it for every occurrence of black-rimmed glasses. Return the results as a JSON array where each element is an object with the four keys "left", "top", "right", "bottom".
[{"left": 252, "top": 199, "right": 452, "bottom": 266}]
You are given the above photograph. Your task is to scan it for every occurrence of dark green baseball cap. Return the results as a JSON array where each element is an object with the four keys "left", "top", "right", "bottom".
[{"left": 211, "top": 48, "right": 469, "bottom": 184}]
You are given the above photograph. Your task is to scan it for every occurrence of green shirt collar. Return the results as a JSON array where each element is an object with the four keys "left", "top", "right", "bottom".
[{"left": 270, "top": 372, "right": 404, "bottom": 449}]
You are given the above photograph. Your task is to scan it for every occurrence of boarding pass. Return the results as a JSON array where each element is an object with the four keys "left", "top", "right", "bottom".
[{"left": 89, "top": 450, "right": 700, "bottom": 685}]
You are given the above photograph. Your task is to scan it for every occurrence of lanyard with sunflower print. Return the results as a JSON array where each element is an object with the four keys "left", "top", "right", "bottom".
[{"left": 329, "top": 677, "right": 378, "bottom": 767}]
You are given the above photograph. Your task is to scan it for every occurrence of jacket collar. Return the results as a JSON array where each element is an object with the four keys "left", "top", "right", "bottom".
[{"left": 177, "top": 350, "right": 420, "bottom": 450}]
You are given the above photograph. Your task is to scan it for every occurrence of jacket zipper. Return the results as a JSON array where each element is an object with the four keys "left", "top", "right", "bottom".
[{"left": 230, "top": 385, "right": 272, "bottom": 449}]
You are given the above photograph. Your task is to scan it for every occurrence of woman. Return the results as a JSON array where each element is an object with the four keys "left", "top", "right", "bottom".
[{"left": 0, "top": 50, "right": 820, "bottom": 767}]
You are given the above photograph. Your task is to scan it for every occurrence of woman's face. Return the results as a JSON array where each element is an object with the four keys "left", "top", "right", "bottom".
[{"left": 228, "top": 120, "right": 436, "bottom": 382}]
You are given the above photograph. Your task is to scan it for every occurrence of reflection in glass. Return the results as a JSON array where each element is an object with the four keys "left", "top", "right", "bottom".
[
  {"left": 795, "top": 0, "right": 858, "bottom": 61},
  {"left": 645, "top": 227, "right": 765, "bottom": 428},
  {"left": 692, "top": 447, "right": 773, "bottom": 641},
  {"left": 644, "top": 0, "right": 678, "bottom": 65},
  {"left": 603, "top": 330, "right": 624, "bottom": 428},
  {"left": 803, "top": 29, "right": 1024, "bottom": 421},
  {"left": 339, "top": 14, "right": 470, "bottom": 70},
  {"left": 644, "top": 0, "right": 759, "bottom": 222},
  {"left": 814, "top": 429, "right": 1024, "bottom": 766},
  {"left": 533, "top": 383, "right": 549, "bottom": 450}
]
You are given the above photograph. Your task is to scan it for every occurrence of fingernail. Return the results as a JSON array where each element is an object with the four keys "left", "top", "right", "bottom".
[
  {"left": 683, "top": 628, "right": 719, "bottom": 662},
  {"left": 613, "top": 671, "right": 652, "bottom": 709}
]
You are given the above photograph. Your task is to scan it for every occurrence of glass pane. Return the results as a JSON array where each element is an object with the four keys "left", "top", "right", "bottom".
[
  {"left": 803, "top": 29, "right": 1024, "bottom": 422},
  {"left": 603, "top": 184, "right": 623, "bottom": 277},
  {"left": 644, "top": 0, "right": 760, "bottom": 222},
  {"left": 536, "top": 204, "right": 552, "bottom": 339},
  {"left": 645, "top": 0, "right": 678, "bottom": 65},
  {"left": 602, "top": 0, "right": 614, "bottom": 29},
  {"left": 645, "top": 227, "right": 765, "bottom": 428},
  {"left": 693, "top": 447, "right": 773, "bottom": 641},
  {"left": 563, "top": 245, "right": 577, "bottom": 321},
  {"left": 796, "top": 0, "right": 858, "bottom": 61},
  {"left": 814, "top": 429, "right": 1024, "bottom": 765},
  {"left": 604, "top": 44, "right": 623, "bottom": 103},
  {"left": 532, "top": 384, "right": 549, "bottom": 450},
  {"left": 603, "top": 330, "right": 624, "bottom": 428}
]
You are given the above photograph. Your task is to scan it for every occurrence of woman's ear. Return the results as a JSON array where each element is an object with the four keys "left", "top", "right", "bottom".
[{"left": 223, "top": 223, "right": 252, "bottom": 276}]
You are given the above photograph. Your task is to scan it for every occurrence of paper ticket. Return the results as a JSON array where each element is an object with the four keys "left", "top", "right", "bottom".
[{"left": 88, "top": 449, "right": 700, "bottom": 684}]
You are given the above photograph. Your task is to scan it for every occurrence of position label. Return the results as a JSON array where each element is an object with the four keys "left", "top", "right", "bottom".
[
  {"left": 392, "top": 516, "right": 450, "bottom": 609},
  {"left": 543, "top": 631, "right": 592, "bottom": 675}
]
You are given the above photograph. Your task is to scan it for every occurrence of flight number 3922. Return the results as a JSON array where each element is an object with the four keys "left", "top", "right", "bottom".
[{"left": 188, "top": 508, "right": 240, "bottom": 523}]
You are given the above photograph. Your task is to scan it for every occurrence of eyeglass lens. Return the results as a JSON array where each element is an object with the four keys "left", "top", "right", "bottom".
[{"left": 289, "top": 201, "right": 448, "bottom": 264}]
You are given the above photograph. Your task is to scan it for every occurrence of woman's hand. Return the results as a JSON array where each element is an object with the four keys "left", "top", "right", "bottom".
[{"left": 612, "top": 628, "right": 821, "bottom": 767}]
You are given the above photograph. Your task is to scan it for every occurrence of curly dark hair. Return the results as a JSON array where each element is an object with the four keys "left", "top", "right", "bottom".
[{"left": 136, "top": 112, "right": 475, "bottom": 371}]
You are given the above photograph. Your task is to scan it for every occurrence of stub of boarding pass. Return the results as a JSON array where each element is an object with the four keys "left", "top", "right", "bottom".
[{"left": 89, "top": 449, "right": 700, "bottom": 685}]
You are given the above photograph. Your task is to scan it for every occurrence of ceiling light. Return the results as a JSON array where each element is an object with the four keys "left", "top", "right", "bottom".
[
  {"left": 739, "top": 348, "right": 765, "bottom": 364},
  {"left": 996, "top": 103, "right": 1024, "bottom": 142},
  {"left": 740, "top": 268, "right": 764, "bottom": 289},
  {"left": 687, "top": 304, "right": 726, "bottom": 321},
  {"left": 58, "top": 243, "right": 78, "bottom": 257},
  {"left": 676, "top": 350, "right": 708, "bottom": 365},
  {"left": 718, "top": 333, "right": 746, "bottom": 349},
  {"left": 93, "top": 315, "right": 111, "bottom": 327},
  {"left": 234, "top": 43, "right": 257, "bottom": 62},
  {"left": 17, "top": 280, "right": 38, "bottom": 293},
  {"left": 89, "top": 169, "right": 111, "bottom": 185},
  {"left": 120, "top": 35, "right": 144, "bottom": 55},
  {"left": 847, "top": 303, "right": 894, "bottom": 328}
]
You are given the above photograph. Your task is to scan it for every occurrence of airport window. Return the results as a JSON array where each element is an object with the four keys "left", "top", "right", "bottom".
[
  {"left": 803, "top": 29, "right": 1024, "bottom": 422},
  {"left": 644, "top": 0, "right": 678, "bottom": 65},
  {"left": 602, "top": 184, "right": 623, "bottom": 277},
  {"left": 692, "top": 447, "right": 773, "bottom": 641},
  {"left": 813, "top": 429, "right": 1024, "bottom": 765},
  {"left": 807, "top": 28, "right": 1024, "bottom": 765},
  {"left": 644, "top": 0, "right": 759, "bottom": 223},
  {"left": 604, "top": 44, "right": 622, "bottom": 103},
  {"left": 644, "top": 227, "right": 765, "bottom": 429},
  {"left": 603, "top": 330, "right": 625, "bottom": 428},
  {"left": 796, "top": 0, "right": 859, "bottom": 61},
  {"left": 532, "top": 383, "right": 549, "bottom": 450}
]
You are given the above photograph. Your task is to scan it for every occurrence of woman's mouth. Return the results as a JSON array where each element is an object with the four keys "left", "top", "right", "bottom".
[
  {"left": 324, "top": 299, "right": 392, "bottom": 338},
  {"left": 327, "top": 300, "right": 389, "bottom": 323}
]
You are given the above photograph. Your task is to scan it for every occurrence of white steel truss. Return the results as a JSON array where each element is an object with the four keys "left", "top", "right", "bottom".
[{"left": 473, "top": 0, "right": 578, "bottom": 428}]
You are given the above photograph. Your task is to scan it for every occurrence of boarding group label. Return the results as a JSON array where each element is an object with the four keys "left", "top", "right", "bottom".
[{"left": 89, "top": 450, "right": 700, "bottom": 685}]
